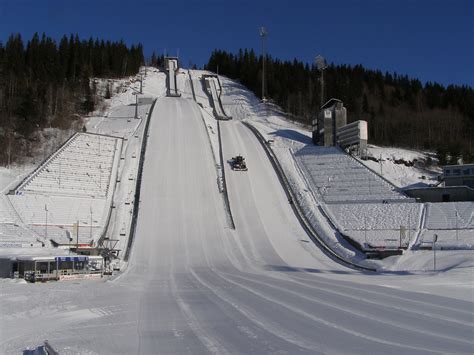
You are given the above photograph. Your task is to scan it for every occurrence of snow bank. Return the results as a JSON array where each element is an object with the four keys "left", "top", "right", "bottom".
[{"left": 359, "top": 145, "right": 440, "bottom": 188}]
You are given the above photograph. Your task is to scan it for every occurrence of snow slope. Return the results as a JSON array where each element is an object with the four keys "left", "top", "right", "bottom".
[
  {"left": 0, "top": 73, "right": 472, "bottom": 354},
  {"left": 359, "top": 145, "right": 440, "bottom": 189},
  {"left": 218, "top": 75, "right": 474, "bottom": 251}
]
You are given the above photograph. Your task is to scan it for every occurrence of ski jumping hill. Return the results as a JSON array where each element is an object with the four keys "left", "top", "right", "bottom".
[{"left": 0, "top": 68, "right": 472, "bottom": 354}]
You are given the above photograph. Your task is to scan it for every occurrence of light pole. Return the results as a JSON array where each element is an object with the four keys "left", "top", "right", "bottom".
[
  {"left": 90, "top": 206, "right": 93, "bottom": 240},
  {"left": 260, "top": 26, "right": 268, "bottom": 102},
  {"left": 433, "top": 234, "right": 438, "bottom": 272},
  {"left": 364, "top": 216, "right": 367, "bottom": 246},
  {"left": 315, "top": 55, "right": 328, "bottom": 108},
  {"left": 455, "top": 211, "right": 459, "bottom": 241},
  {"left": 135, "top": 93, "right": 138, "bottom": 119},
  {"left": 44, "top": 204, "right": 48, "bottom": 239}
]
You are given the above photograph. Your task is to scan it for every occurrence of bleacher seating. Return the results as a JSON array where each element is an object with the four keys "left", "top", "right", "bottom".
[
  {"left": 16, "top": 133, "right": 119, "bottom": 199},
  {"left": 9, "top": 182, "right": 108, "bottom": 245},
  {"left": 0, "top": 223, "right": 42, "bottom": 247},
  {"left": 296, "top": 146, "right": 407, "bottom": 203},
  {"left": 4, "top": 132, "right": 121, "bottom": 248},
  {"left": 425, "top": 202, "right": 474, "bottom": 229},
  {"left": 328, "top": 203, "right": 421, "bottom": 231},
  {"left": 343, "top": 230, "right": 410, "bottom": 249},
  {"left": 9, "top": 194, "right": 106, "bottom": 226},
  {"left": 0, "top": 195, "right": 19, "bottom": 224},
  {"left": 29, "top": 224, "right": 101, "bottom": 245}
]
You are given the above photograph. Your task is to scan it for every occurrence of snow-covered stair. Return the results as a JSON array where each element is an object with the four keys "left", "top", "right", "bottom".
[
  {"left": 425, "top": 202, "right": 474, "bottom": 229},
  {"left": 296, "top": 146, "right": 407, "bottom": 203}
]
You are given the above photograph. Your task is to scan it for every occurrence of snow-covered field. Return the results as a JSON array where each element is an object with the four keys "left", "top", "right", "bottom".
[{"left": 0, "top": 68, "right": 472, "bottom": 354}]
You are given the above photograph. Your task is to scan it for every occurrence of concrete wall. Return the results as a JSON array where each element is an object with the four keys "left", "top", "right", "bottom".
[
  {"left": 445, "top": 177, "right": 474, "bottom": 188},
  {"left": 333, "top": 102, "right": 347, "bottom": 145},
  {"left": 0, "top": 258, "right": 14, "bottom": 278},
  {"left": 405, "top": 186, "right": 474, "bottom": 202}
]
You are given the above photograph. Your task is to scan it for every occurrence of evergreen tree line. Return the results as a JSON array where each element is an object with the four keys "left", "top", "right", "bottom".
[
  {"left": 149, "top": 51, "right": 166, "bottom": 68},
  {"left": 0, "top": 32, "right": 144, "bottom": 165},
  {"left": 206, "top": 49, "right": 474, "bottom": 164}
]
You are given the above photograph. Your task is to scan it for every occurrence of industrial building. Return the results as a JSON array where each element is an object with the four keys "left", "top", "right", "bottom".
[{"left": 443, "top": 164, "right": 474, "bottom": 188}]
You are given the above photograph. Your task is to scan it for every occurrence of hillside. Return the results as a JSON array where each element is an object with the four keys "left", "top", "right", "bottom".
[
  {"left": 206, "top": 49, "right": 474, "bottom": 164},
  {"left": 0, "top": 33, "right": 144, "bottom": 166}
]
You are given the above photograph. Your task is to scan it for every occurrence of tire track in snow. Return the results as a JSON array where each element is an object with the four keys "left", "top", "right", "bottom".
[
  {"left": 278, "top": 271, "right": 474, "bottom": 328},
  {"left": 286, "top": 272, "right": 472, "bottom": 317},
  {"left": 210, "top": 269, "right": 446, "bottom": 354},
  {"left": 167, "top": 101, "right": 230, "bottom": 355},
  {"left": 189, "top": 268, "right": 324, "bottom": 353},
  {"left": 222, "top": 271, "right": 473, "bottom": 348},
  {"left": 180, "top": 135, "right": 324, "bottom": 354},
  {"left": 220, "top": 264, "right": 474, "bottom": 329}
]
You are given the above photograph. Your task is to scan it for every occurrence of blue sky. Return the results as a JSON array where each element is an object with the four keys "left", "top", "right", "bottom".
[{"left": 1, "top": 0, "right": 472, "bottom": 87}]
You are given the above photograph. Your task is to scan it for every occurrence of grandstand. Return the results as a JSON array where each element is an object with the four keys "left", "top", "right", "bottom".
[
  {"left": 293, "top": 145, "right": 422, "bottom": 251},
  {"left": 9, "top": 194, "right": 107, "bottom": 245},
  {"left": 0, "top": 194, "right": 41, "bottom": 248},
  {"left": 296, "top": 146, "right": 408, "bottom": 203},
  {"left": 14, "top": 133, "right": 121, "bottom": 199},
  {"left": 7, "top": 132, "right": 122, "bottom": 246},
  {"left": 0, "top": 194, "right": 19, "bottom": 224},
  {"left": 328, "top": 203, "right": 421, "bottom": 231},
  {"left": 424, "top": 202, "right": 473, "bottom": 229},
  {"left": 414, "top": 201, "right": 474, "bottom": 249},
  {"left": 0, "top": 223, "right": 42, "bottom": 248},
  {"left": 326, "top": 203, "right": 422, "bottom": 250},
  {"left": 418, "top": 229, "right": 473, "bottom": 249}
]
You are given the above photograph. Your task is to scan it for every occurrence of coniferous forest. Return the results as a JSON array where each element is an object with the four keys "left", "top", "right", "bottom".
[
  {"left": 206, "top": 49, "right": 474, "bottom": 164},
  {"left": 1, "top": 35, "right": 473, "bottom": 166},
  {"left": 0, "top": 33, "right": 144, "bottom": 165}
]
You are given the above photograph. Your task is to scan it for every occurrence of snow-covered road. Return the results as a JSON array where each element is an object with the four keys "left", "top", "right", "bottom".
[{"left": 1, "top": 97, "right": 473, "bottom": 354}]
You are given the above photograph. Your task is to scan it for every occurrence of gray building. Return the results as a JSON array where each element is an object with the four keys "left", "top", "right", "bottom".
[
  {"left": 312, "top": 98, "right": 347, "bottom": 146},
  {"left": 443, "top": 164, "right": 474, "bottom": 188},
  {"left": 405, "top": 186, "right": 474, "bottom": 202}
]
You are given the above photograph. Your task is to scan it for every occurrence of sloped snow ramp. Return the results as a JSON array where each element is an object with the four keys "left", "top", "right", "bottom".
[{"left": 1, "top": 98, "right": 472, "bottom": 354}]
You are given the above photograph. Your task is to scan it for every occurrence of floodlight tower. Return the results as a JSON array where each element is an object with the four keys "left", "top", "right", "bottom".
[
  {"left": 260, "top": 26, "right": 268, "bottom": 102},
  {"left": 315, "top": 55, "right": 328, "bottom": 108}
]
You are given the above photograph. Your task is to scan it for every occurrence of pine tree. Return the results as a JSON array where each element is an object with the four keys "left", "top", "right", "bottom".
[
  {"left": 205, "top": 48, "right": 473, "bottom": 162},
  {"left": 0, "top": 32, "right": 146, "bottom": 165}
]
